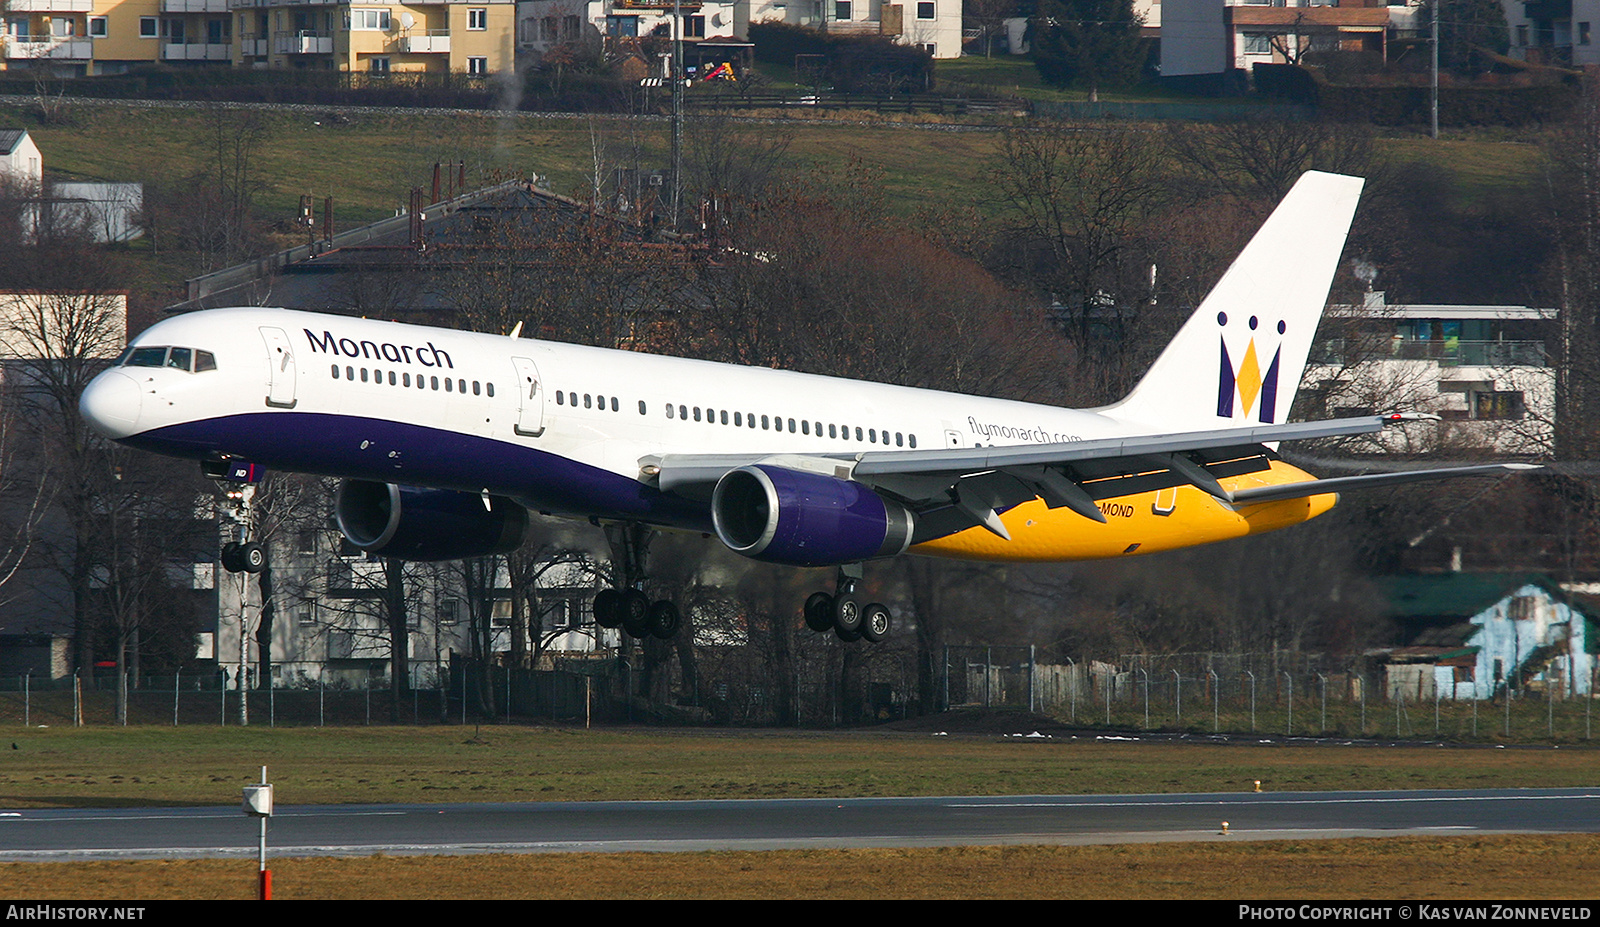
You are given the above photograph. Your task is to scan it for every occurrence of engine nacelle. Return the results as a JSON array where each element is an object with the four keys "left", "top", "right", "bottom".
[
  {"left": 335, "top": 480, "right": 528, "bottom": 561},
  {"left": 711, "top": 465, "right": 915, "bottom": 567}
]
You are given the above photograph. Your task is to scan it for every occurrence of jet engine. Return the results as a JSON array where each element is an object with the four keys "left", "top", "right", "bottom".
[
  {"left": 335, "top": 480, "right": 527, "bottom": 561},
  {"left": 711, "top": 465, "right": 915, "bottom": 567}
]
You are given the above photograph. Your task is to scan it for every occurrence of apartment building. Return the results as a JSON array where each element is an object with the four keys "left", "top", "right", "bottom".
[
  {"left": 1, "top": 0, "right": 515, "bottom": 75},
  {"left": 236, "top": 0, "right": 515, "bottom": 73},
  {"left": 1309, "top": 292, "right": 1554, "bottom": 457}
]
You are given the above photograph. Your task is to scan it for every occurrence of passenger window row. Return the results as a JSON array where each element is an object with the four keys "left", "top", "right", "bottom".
[
  {"left": 661, "top": 402, "right": 916, "bottom": 448},
  {"left": 556, "top": 391, "right": 620, "bottom": 413},
  {"left": 331, "top": 365, "right": 493, "bottom": 397}
]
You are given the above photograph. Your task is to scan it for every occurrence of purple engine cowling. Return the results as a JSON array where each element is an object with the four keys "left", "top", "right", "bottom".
[
  {"left": 335, "top": 480, "right": 528, "bottom": 561},
  {"left": 711, "top": 465, "right": 915, "bottom": 567}
]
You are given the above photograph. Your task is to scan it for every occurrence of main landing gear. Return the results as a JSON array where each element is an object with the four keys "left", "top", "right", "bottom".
[
  {"left": 802, "top": 565, "right": 892, "bottom": 643},
  {"left": 592, "top": 523, "right": 682, "bottom": 640}
]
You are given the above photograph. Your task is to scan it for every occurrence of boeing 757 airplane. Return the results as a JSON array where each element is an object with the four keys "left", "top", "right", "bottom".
[{"left": 79, "top": 171, "right": 1532, "bottom": 643}]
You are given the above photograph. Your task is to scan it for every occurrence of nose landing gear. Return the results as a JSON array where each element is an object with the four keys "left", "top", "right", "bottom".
[
  {"left": 221, "top": 541, "right": 266, "bottom": 574},
  {"left": 213, "top": 467, "right": 266, "bottom": 574}
]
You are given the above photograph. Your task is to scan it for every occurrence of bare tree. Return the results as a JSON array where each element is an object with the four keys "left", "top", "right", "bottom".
[{"left": 989, "top": 124, "right": 1166, "bottom": 393}]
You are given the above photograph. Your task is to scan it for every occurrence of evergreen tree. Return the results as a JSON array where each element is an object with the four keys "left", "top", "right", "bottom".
[{"left": 1026, "top": 0, "right": 1145, "bottom": 100}]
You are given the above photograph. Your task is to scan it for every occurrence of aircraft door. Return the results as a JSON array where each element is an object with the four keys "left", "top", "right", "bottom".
[
  {"left": 259, "top": 327, "right": 297, "bottom": 409},
  {"left": 512, "top": 356, "right": 545, "bottom": 437}
]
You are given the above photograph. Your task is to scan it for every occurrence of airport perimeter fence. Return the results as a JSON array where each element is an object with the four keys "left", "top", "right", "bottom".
[
  {"left": 0, "top": 671, "right": 461, "bottom": 727},
  {"left": 4, "top": 648, "right": 1597, "bottom": 741},
  {"left": 0, "top": 642, "right": 925, "bottom": 729},
  {"left": 943, "top": 646, "right": 1600, "bottom": 743}
]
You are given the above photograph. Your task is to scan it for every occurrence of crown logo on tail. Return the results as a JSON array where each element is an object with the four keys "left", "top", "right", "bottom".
[{"left": 1217, "top": 315, "right": 1283, "bottom": 423}]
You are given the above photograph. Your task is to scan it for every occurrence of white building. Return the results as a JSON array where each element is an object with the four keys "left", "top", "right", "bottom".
[
  {"left": 746, "top": 0, "right": 963, "bottom": 58},
  {"left": 211, "top": 510, "right": 619, "bottom": 688},
  {"left": 517, "top": 0, "right": 963, "bottom": 63},
  {"left": 49, "top": 182, "right": 144, "bottom": 244},
  {"left": 1308, "top": 293, "right": 1553, "bottom": 457},
  {"left": 0, "top": 129, "right": 40, "bottom": 190},
  {"left": 1378, "top": 574, "right": 1596, "bottom": 701},
  {"left": 517, "top": 0, "right": 741, "bottom": 66}
]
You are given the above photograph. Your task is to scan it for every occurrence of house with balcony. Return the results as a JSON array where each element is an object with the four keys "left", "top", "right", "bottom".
[
  {"left": 516, "top": 0, "right": 740, "bottom": 71},
  {"left": 2, "top": 0, "right": 97, "bottom": 74},
  {"left": 1307, "top": 292, "right": 1554, "bottom": 456},
  {"left": 1, "top": 0, "right": 513, "bottom": 75},
  {"left": 234, "top": 0, "right": 514, "bottom": 74},
  {"left": 0, "top": 0, "right": 235, "bottom": 75},
  {"left": 1161, "top": 0, "right": 1388, "bottom": 83},
  {"left": 1506, "top": 0, "right": 1600, "bottom": 67},
  {"left": 517, "top": 0, "right": 962, "bottom": 67},
  {"left": 739, "top": 0, "right": 963, "bottom": 58}
]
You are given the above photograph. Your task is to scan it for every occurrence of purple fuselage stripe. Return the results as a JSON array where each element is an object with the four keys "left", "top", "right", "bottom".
[{"left": 123, "top": 412, "right": 712, "bottom": 530}]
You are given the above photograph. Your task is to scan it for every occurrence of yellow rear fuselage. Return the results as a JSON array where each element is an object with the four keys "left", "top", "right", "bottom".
[{"left": 910, "top": 460, "right": 1335, "bottom": 562}]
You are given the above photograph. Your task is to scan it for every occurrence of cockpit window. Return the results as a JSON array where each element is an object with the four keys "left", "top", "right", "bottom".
[
  {"left": 121, "top": 346, "right": 218, "bottom": 373},
  {"left": 125, "top": 346, "right": 168, "bottom": 368}
]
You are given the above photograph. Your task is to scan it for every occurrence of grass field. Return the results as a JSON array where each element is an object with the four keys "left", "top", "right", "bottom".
[
  {"left": 5, "top": 835, "right": 1600, "bottom": 899},
  {"left": 0, "top": 725, "right": 1596, "bottom": 899},
  {"left": 0, "top": 98, "right": 1548, "bottom": 243},
  {"left": 1, "top": 723, "right": 1596, "bottom": 809}
]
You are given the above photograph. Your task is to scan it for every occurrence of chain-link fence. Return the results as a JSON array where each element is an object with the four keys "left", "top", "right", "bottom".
[
  {"left": 5, "top": 648, "right": 1597, "bottom": 741},
  {"left": 941, "top": 647, "right": 1600, "bottom": 742}
]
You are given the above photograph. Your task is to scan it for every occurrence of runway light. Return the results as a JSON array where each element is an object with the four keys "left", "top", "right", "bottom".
[
  {"left": 1221, "top": 821, "right": 1229, "bottom": 834},
  {"left": 1253, "top": 780, "right": 1262, "bottom": 792}
]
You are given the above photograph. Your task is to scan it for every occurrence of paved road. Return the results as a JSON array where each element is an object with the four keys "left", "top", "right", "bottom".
[{"left": 3, "top": 788, "right": 1597, "bottom": 861}]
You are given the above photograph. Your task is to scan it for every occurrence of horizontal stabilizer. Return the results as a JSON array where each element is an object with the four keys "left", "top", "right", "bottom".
[{"left": 1230, "top": 463, "right": 1542, "bottom": 506}]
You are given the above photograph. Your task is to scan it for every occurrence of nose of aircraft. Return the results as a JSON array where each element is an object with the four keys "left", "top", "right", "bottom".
[{"left": 79, "top": 370, "right": 143, "bottom": 439}]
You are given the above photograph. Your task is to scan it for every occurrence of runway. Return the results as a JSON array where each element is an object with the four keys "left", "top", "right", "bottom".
[{"left": 2, "top": 788, "right": 1598, "bottom": 861}]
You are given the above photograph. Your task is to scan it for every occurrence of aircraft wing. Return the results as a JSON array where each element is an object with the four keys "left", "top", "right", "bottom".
[{"left": 647, "top": 414, "right": 1527, "bottom": 542}]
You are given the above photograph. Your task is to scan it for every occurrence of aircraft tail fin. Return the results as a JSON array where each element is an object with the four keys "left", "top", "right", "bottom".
[{"left": 1107, "top": 171, "right": 1365, "bottom": 432}]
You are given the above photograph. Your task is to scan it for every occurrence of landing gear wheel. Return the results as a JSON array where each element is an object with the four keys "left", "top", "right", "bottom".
[
  {"left": 804, "top": 592, "right": 835, "bottom": 633},
  {"left": 860, "top": 603, "right": 891, "bottom": 643},
  {"left": 241, "top": 542, "right": 266, "bottom": 574},
  {"left": 593, "top": 589, "right": 622, "bottom": 628},
  {"left": 620, "top": 589, "right": 651, "bottom": 638},
  {"left": 220, "top": 542, "right": 243, "bottom": 574},
  {"left": 648, "top": 600, "right": 681, "bottom": 639},
  {"left": 834, "top": 624, "right": 863, "bottom": 642},
  {"left": 834, "top": 595, "right": 863, "bottom": 635}
]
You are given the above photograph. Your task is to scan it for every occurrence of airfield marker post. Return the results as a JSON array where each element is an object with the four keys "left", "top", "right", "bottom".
[{"left": 243, "top": 766, "right": 273, "bottom": 901}]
